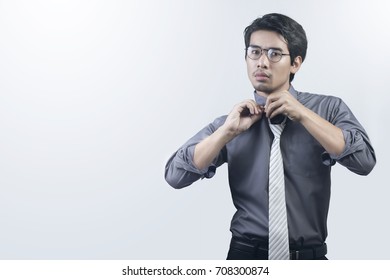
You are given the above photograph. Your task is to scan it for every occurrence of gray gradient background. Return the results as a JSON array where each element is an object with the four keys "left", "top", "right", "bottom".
[{"left": 0, "top": 0, "right": 389, "bottom": 259}]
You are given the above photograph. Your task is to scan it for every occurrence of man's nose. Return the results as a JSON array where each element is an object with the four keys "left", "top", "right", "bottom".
[{"left": 257, "top": 52, "right": 269, "bottom": 68}]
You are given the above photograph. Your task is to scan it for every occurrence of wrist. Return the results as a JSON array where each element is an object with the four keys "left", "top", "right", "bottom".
[
  {"left": 216, "top": 124, "right": 237, "bottom": 144},
  {"left": 295, "top": 106, "right": 310, "bottom": 123}
]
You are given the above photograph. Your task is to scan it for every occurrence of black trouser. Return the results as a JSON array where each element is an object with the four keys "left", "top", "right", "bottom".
[{"left": 227, "top": 236, "right": 328, "bottom": 260}]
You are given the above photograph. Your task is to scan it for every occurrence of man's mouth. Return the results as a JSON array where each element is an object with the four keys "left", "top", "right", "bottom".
[{"left": 254, "top": 71, "right": 270, "bottom": 81}]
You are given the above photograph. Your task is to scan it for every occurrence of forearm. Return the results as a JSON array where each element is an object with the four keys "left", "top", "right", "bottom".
[
  {"left": 194, "top": 100, "right": 262, "bottom": 170},
  {"left": 165, "top": 151, "right": 204, "bottom": 189},
  {"left": 193, "top": 126, "right": 234, "bottom": 170},
  {"left": 331, "top": 128, "right": 376, "bottom": 175},
  {"left": 166, "top": 100, "right": 262, "bottom": 187},
  {"left": 165, "top": 116, "right": 228, "bottom": 189},
  {"left": 299, "top": 107, "right": 345, "bottom": 156}
]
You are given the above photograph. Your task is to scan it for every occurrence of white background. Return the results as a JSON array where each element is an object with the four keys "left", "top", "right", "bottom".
[{"left": 0, "top": 0, "right": 389, "bottom": 260}]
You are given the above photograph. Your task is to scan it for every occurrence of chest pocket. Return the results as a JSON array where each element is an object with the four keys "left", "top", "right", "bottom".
[{"left": 281, "top": 123, "right": 327, "bottom": 177}]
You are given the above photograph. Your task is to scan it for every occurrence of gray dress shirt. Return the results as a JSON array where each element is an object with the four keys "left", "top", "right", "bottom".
[{"left": 165, "top": 86, "right": 376, "bottom": 248}]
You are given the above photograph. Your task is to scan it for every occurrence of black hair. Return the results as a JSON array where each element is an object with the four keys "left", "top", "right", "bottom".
[{"left": 244, "top": 13, "right": 307, "bottom": 82}]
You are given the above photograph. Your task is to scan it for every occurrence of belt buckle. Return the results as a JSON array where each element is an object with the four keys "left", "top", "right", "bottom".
[{"left": 290, "top": 250, "right": 300, "bottom": 260}]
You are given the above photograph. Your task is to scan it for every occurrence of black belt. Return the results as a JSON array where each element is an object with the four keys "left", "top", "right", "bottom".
[
  {"left": 230, "top": 237, "right": 327, "bottom": 260},
  {"left": 289, "top": 243, "right": 327, "bottom": 260}
]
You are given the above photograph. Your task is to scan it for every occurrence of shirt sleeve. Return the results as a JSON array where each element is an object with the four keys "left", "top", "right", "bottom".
[
  {"left": 321, "top": 97, "right": 376, "bottom": 175},
  {"left": 164, "top": 116, "right": 228, "bottom": 189}
]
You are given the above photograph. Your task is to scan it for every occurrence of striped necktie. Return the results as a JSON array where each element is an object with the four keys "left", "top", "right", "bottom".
[{"left": 268, "top": 118, "right": 289, "bottom": 260}]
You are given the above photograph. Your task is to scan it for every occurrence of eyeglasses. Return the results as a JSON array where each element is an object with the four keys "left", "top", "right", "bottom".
[{"left": 246, "top": 46, "right": 290, "bottom": 63}]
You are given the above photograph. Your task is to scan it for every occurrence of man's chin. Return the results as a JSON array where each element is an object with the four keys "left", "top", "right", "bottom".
[{"left": 254, "top": 84, "right": 273, "bottom": 94}]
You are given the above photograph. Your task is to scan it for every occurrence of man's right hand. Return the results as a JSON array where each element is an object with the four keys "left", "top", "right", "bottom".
[
  {"left": 221, "top": 99, "right": 263, "bottom": 138},
  {"left": 193, "top": 100, "right": 263, "bottom": 170}
]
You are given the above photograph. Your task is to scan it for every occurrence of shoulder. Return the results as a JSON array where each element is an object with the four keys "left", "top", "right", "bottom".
[
  {"left": 297, "top": 90, "right": 343, "bottom": 104},
  {"left": 295, "top": 90, "right": 354, "bottom": 121},
  {"left": 296, "top": 90, "right": 346, "bottom": 111}
]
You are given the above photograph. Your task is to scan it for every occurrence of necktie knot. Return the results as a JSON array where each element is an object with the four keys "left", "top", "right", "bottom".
[{"left": 268, "top": 119, "right": 285, "bottom": 139}]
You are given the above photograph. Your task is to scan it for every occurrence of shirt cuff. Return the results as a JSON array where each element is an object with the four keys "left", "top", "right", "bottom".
[
  {"left": 321, "top": 129, "right": 366, "bottom": 166},
  {"left": 176, "top": 145, "right": 217, "bottom": 179}
]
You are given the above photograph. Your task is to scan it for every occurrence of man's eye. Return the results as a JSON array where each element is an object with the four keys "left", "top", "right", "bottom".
[
  {"left": 251, "top": 49, "right": 260, "bottom": 55},
  {"left": 270, "top": 50, "right": 282, "bottom": 57}
]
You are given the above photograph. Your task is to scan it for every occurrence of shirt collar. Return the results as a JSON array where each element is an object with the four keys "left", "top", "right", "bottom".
[{"left": 253, "top": 85, "right": 298, "bottom": 106}]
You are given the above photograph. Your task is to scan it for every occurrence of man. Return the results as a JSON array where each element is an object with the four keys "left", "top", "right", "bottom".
[{"left": 164, "top": 13, "right": 376, "bottom": 260}]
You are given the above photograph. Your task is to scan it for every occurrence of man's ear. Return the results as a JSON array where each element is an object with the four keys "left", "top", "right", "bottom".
[{"left": 290, "top": 56, "right": 302, "bottom": 74}]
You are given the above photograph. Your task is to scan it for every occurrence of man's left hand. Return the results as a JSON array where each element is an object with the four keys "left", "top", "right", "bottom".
[{"left": 264, "top": 90, "right": 306, "bottom": 121}]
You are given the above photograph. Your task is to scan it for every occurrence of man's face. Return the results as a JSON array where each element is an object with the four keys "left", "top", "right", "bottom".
[{"left": 246, "top": 30, "right": 300, "bottom": 97}]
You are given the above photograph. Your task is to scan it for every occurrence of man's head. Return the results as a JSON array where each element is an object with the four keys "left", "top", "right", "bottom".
[{"left": 244, "top": 13, "right": 307, "bottom": 95}]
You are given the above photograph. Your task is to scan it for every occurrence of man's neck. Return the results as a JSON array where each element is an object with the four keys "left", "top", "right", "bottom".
[{"left": 255, "top": 84, "right": 291, "bottom": 98}]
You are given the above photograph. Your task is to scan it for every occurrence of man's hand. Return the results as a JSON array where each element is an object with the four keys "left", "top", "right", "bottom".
[
  {"left": 264, "top": 90, "right": 305, "bottom": 121},
  {"left": 193, "top": 100, "right": 263, "bottom": 170},
  {"left": 264, "top": 90, "right": 345, "bottom": 156},
  {"left": 221, "top": 99, "right": 264, "bottom": 137}
]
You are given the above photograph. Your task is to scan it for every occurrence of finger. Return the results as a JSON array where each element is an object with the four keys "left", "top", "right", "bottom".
[
  {"left": 266, "top": 98, "right": 284, "bottom": 118},
  {"left": 269, "top": 105, "right": 286, "bottom": 120},
  {"left": 265, "top": 94, "right": 280, "bottom": 114},
  {"left": 252, "top": 100, "right": 265, "bottom": 115},
  {"left": 240, "top": 100, "right": 260, "bottom": 115},
  {"left": 236, "top": 101, "right": 250, "bottom": 113},
  {"left": 241, "top": 110, "right": 263, "bottom": 130},
  {"left": 251, "top": 111, "right": 263, "bottom": 122},
  {"left": 247, "top": 100, "right": 260, "bottom": 114},
  {"left": 258, "top": 104, "right": 265, "bottom": 114}
]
